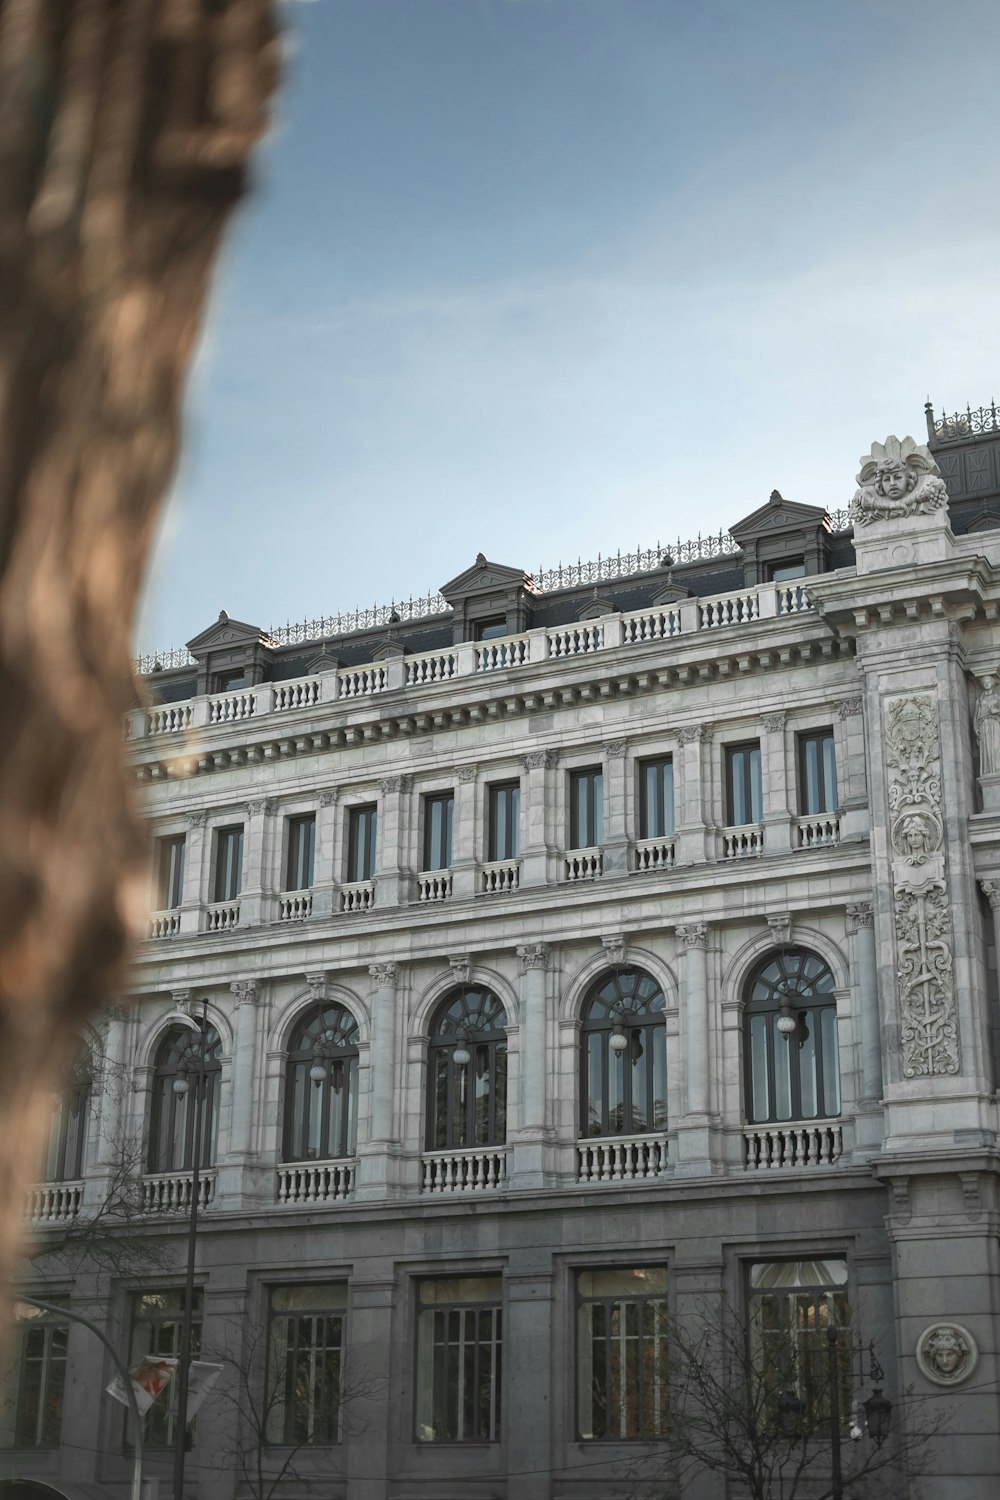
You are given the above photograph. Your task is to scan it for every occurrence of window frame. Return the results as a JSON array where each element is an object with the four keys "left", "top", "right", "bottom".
[
  {"left": 487, "top": 780, "right": 521, "bottom": 862},
  {"left": 743, "top": 950, "right": 840, "bottom": 1125},
  {"left": 746, "top": 1256, "right": 851, "bottom": 1433},
  {"left": 637, "top": 757, "right": 674, "bottom": 841},
  {"left": 474, "top": 617, "right": 508, "bottom": 641},
  {"left": 5, "top": 1299, "right": 70, "bottom": 1450},
  {"left": 285, "top": 813, "right": 316, "bottom": 892},
  {"left": 155, "top": 833, "right": 186, "bottom": 910},
  {"left": 569, "top": 767, "right": 604, "bottom": 850},
  {"left": 765, "top": 558, "right": 806, "bottom": 582},
  {"left": 725, "top": 741, "right": 763, "bottom": 827},
  {"left": 265, "top": 1283, "right": 347, "bottom": 1446},
  {"left": 128, "top": 1289, "right": 204, "bottom": 1449},
  {"left": 427, "top": 988, "right": 508, "bottom": 1151},
  {"left": 413, "top": 1275, "right": 503, "bottom": 1444},
  {"left": 42, "top": 1057, "right": 90, "bottom": 1183},
  {"left": 579, "top": 969, "right": 667, "bottom": 1139},
  {"left": 282, "top": 1003, "right": 359, "bottom": 1164},
  {"left": 147, "top": 1023, "right": 223, "bottom": 1174},
  {"left": 346, "top": 804, "right": 378, "bottom": 883},
  {"left": 797, "top": 729, "right": 838, "bottom": 817},
  {"left": 213, "top": 824, "right": 244, "bottom": 903},
  {"left": 575, "top": 1265, "right": 670, "bottom": 1442},
  {"left": 422, "top": 792, "right": 455, "bottom": 873}
]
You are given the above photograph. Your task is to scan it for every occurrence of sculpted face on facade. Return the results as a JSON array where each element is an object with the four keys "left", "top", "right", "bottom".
[
  {"left": 915, "top": 1323, "right": 979, "bottom": 1387},
  {"left": 850, "top": 435, "right": 948, "bottom": 526}
]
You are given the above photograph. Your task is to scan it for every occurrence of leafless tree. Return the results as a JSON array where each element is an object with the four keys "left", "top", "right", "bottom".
[{"left": 0, "top": 0, "right": 280, "bottom": 1312}]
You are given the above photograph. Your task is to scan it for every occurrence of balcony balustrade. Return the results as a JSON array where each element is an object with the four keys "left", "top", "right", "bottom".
[
  {"left": 25, "top": 1181, "right": 84, "bottom": 1224},
  {"left": 632, "top": 836, "right": 676, "bottom": 873},
  {"left": 203, "top": 899, "right": 240, "bottom": 933},
  {"left": 141, "top": 1170, "right": 216, "bottom": 1213},
  {"left": 421, "top": 1148, "right": 507, "bottom": 1193},
  {"left": 416, "top": 870, "right": 453, "bottom": 902},
  {"left": 148, "top": 909, "right": 181, "bottom": 939},
  {"left": 278, "top": 891, "right": 313, "bottom": 922},
  {"left": 722, "top": 825, "right": 764, "bottom": 859},
  {"left": 208, "top": 690, "right": 254, "bottom": 725},
  {"left": 480, "top": 858, "right": 520, "bottom": 894},
  {"left": 277, "top": 1159, "right": 355, "bottom": 1204},
  {"left": 576, "top": 1134, "right": 669, "bottom": 1183},
  {"left": 339, "top": 880, "right": 375, "bottom": 914},
  {"left": 796, "top": 813, "right": 841, "bottom": 849},
  {"left": 405, "top": 650, "right": 457, "bottom": 686},
  {"left": 563, "top": 847, "right": 602, "bottom": 882},
  {"left": 742, "top": 1119, "right": 843, "bottom": 1170}
]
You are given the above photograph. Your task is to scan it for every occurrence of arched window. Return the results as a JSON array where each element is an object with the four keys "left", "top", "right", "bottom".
[
  {"left": 745, "top": 950, "right": 840, "bottom": 1123},
  {"left": 284, "top": 1003, "right": 360, "bottom": 1162},
  {"left": 148, "top": 1023, "right": 222, "bottom": 1173},
  {"left": 581, "top": 969, "right": 667, "bottom": 1138},
  {"left": 43, "top": 1040, "right": 92, "bottom": 1182},
  {"left": 428, "top": 988, "right": 507, "bottom": 1150}
]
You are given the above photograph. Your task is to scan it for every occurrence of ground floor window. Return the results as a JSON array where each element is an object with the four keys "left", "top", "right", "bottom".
[
  {"left": 577, "top": 1267, "right": 669, "bottom": 1440},
  {"left": 266, "top": 1284, "right": 346, "bottom": 1444},
  {"left": 415, "top": 1277, "right": 502, "bottom": 1442},
  {"left": 1, "top": 1299, "right": 69, "bottom": 1449},
  {"left": 129, "top": 1289, "right": 203, "bottom": 1447},
  {"left": 747, "top": 1258, "right": 851, "bottom": 1429}
]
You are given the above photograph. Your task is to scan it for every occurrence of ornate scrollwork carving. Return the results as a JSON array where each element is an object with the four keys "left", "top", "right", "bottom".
[
  {"left": 980, "top": 878, "right": 1000, "bottom": 911},
  {"left": 186, "top": 810, "right": 207, "bottom": 829},
  {"left": 522, "top": 750, "right": 558, "bottom": 771},
  {"left": 837, "top": 696, "right": 863, "bottom": 719},
  {"left": 601, "top": 934, "right": 626, "bottom": 966},
  {"left": 676, "top": 923, "right": 708, "bottom": 951},
  {"left": 230, "top": 979, "right": 258, "bottom": 1007},
  {"left": 517, "top": 942, "right": 548, "bottom": 973},
  {"left": 849, "top": 435, "right": 948, "bottom": 527},
  {"left": 369, "top": 962, "right": 398, "bottom": 988},
  {"left": 677, "top": 724, "right": 708, "bottom": 745}
]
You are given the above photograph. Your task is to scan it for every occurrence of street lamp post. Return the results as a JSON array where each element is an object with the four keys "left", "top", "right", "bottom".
[
  {"left": 827, "top": 1323, "right": 844, "bottom": 1500},
  {"left": 778, "top": 1329, "right": 891, "bottom": 1495}
]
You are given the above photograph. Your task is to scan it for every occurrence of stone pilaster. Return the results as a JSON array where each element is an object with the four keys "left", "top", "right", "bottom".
[
  {"left": 343, "top": 1275, "right": 396, "bottom": 1500},
  {"left": 834, "top": 695, "right": 869, "bottom": 840},
  {"left": 674, "top": 922, "right": 720, "bottom": 1176},
  {"left": 450, "top": 763, "right": 479, "bottom": 899},
  {"left": 510, "top": 942, "right": 550, "bottom": 1189},
  {"left": 179, "top": 809, "right": 208, "bottom": 933},
  {"left": 502, "top": 1263, "right": 555, "bottom": 1499},
  {"left": 847, "top": 902, "right": 882, "bottom": 1107},
  {"left": 312, "top": 788, "right": 338, "bottom": 918},
  {"left": 354, "top": 962, "right": 401, "bottom": 1200},
  {"left": 674, "top": 724, "right": 712, "bottom": 864},
  {"left": 216, "top": 977, "right": 267, "bottom": 1209},
  {"left": 601, "top": 740, "right": 629, "bottom": 876},
  {"left": 519, "top": 750, "right": 559, "bottom": 887},
  {"left": 760, "top": 710, "right": 794, "bottom": 852},
  {"left": 374, "top": 776, "right": 411, "bottom": 907},
  {"left": 239, "top": 797, "right": 276, "bottom": 925}
]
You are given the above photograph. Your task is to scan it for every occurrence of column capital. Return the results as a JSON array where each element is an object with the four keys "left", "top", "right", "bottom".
[
  {"left": 846, "top": 900, "right": 875, "bottom": 930},
  {"left": 517, "top": 942, "right": 549, "bottom": 974},
  {"left": 319, "top": 788, "right": 339, "bottom": 808},
  {"left": 676, "top": 923, "right": 709, "bottom": 951},
  {"left": 604, "top": 740, "right": 627, "bottom": 760},
  {"left": 245, "top": 797, "right": 276, "bottom": 816},
  {"left": 980, "top": 879, "right": 1000, "bottom": 910},
  {"left": 677, "top": 723, "right": 709, "bottom": 745},
  {"left": 379, "top": 774, "right": 411, "bottom": 795},
  {"left": 369, "top": 961, "right": 399, "bottom": 988},
  {"left": 447, "top": 953, "right": 472, "bottom": 985},
  {"left": 230, "top": 978, "right": 258, "bottom": 1007},
  {"left": 455, "top": 763, "right": 478, "bottom": 783},
  {"left": 601, "top": 933, "right": 626, "bottom": 966},
  {"left": 185, "top": 810, "right": 207, "bottom": 829},
  {"left": 837, "top": 696, "right": 863, "bottom": 719},
  {"left": 522, "top": 749, "right": 559, "bottom": 771},
  {"left": 761, "top": 711, "right": 787, "bottom": 733}
]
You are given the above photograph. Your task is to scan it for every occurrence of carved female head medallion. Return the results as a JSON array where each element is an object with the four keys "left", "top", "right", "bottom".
[{"left": 915, "top": 1322, "right": 978, "bottom": 1386}]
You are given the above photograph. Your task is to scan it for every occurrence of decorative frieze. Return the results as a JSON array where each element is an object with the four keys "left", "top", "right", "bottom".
[
  {"left": 516, "top": 943, "right": 548, "bottom": 973},
  {"left": 884, "top": 694, "right": 959, "bottom": 1078}
]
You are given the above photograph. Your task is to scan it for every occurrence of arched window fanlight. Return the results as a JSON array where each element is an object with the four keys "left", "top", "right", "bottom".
[
  {"left": 428, "top": 987, "right": 508, "bottom": 1151},
  {"left": 284, "top": 1003, "right": 360, "bottom": 1163},
  {"left": 43, "top": 1038, "right": 93, "bottom": 1182},
  {"left": 580, "top": 968, "right": 667, "bottom": 1138},
  {"left": 149, "top": 1022, "right": 222, "bottom": 1173},
  {"left": 744, "top": 949, "right": 840, "bottom": 1124}
]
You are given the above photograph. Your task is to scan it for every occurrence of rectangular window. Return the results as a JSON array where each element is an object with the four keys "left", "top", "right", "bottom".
[
  {"left": 798, "top": 731, "right": 838, "bottom": 816},
  {"left": 474, "top": 617, "right": 507, "bottom": 641},
  {"left": 347, "top": 806, "right": 377, "bottom": 882},
  {"left": 726, "top": 743, "right": 763, "bottom": 826},
  {"left": 747, "top": 1259, "right": 851, "bottom": 1431},
  {"left": 156, "top": 835, "right": 186, "bottom": 910},
  {"left": 213, "top": 825, "right": 243, "bottom": 902},
  {"left": 415, "top": 1277, "right": 502, "bottom": 1442},
  {"left": 266, "top": 1284, "right": 346, "bottom": 1445},
  {"left": 577, "top": 1267, "right": 669, "bottom": 1441},
  {"left": 129, "top": 1290, "right": 203, "bottom": 1448},
  {"left": 2, "top": 1300, "right": 69, "bottom": 1449},
  {"left": 285, "top": 814, "right": 316, "bottom": 891},
  {"left": 423, "top": 794, "right": 454, "bottom": 871},
  {"left": 488, "top": 782, "right": 521, "bottom": 861},
  {"left": 767, "top": 559, "right": 806, "bottom": 582},
  {"left": 570, "top": 769, "right": 603, "bottom": 849},
  {"left": 638, "top": 759, "right": 674, "bottom": 840}
]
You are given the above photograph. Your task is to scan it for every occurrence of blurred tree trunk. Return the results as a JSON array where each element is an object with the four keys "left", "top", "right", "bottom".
[{"left": 0, "top": 0, "right": 278, "bottom": 1311}]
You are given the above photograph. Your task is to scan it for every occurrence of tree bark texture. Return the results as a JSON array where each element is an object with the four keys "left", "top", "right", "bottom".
[{"left": 0, "top": 0, "right": 278, "bottom": 1308}]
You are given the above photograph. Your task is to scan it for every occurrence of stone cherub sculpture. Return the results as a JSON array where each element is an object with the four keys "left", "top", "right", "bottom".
[
  {"left": 974, "top": 672, "right": 1000, "bottom": 777},
  {"left": 849, "top": 435, "right": 949, "bottom": 527}
]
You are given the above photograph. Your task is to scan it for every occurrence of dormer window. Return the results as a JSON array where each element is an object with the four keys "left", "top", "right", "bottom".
[
  {"left": 475, "top": 617, "right": 508, "bottom": 641},
  {"left": 213, "top": 669, "right": 248, "bottom": 692},
  {"left": 767, "top": 559, "right": 806, "bottom": 582}
]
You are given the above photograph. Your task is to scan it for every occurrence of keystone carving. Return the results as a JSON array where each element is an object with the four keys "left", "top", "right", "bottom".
[
  {"left": 517, "top": 943, "right": 548, "bottom": 973},
  {"left": 601, "top": 933, "right": 626, "bottom": 966},
  {"left": 849, "top": 435, "right": 948, "bottom": 527},
  {"left": 305, "top": 972, "right": 328, "bottom": 1002},
  {"left": 767, "top": 912, "right": 792, "bottom": 948},
  {"left": 448, "top": 954, "right": 472, "bottom": 985}
]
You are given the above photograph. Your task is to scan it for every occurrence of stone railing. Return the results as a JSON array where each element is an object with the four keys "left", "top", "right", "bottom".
[
  {"left": 796, "top": 814, "right": 841, "bottom": 849},
  {"left": 632, "top": 836, "right": 676, "bottom": 873},
  {"left": 25, "top": 1181, "right": 84, "bottom": 1224},
  {"left": 148, "top": 909, "right": 181, "bottom": 939},
  {"left": 140, "top": 1170, "right": 216, "bottom": 1214},
  {"left": 742, "top": 1120, "right": 843, "bottom": 1171},
  {"left": 480, "top": 858, "right": 520, "bottom": 894},
  {"left": 577, "top": 1133, "right": 669, "bottom": 1183},
  {"left": 278, "top": 891, "right": 313, "bottom": 922},
  {"left": 416, "top": 870, "right": 452, "bottom": 903},
  {"left": 421, "top": 1148, "right": 507, "bottom": 1193},
  {"left": 722, "top": 825, "right": 764, "bottom": 859},
  {"left": 339, "top": 880, "right": 375, "bottom": 914},
  {"left": 563, "top": 847, "right": 602, "bottom": 882},
  {"left": 129, "top": 582, "right": 818, "bottom": 741},
  {"left": 203, "top": 899, "right": 240, "bottom": 933},
  {"left": 276, "top": 1159, "right": 355, "bottom": 1204}
]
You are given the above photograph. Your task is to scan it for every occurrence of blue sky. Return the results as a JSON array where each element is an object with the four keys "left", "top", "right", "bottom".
[{"left": 139, "top": 0, "right": 1000, "bottom": 653}]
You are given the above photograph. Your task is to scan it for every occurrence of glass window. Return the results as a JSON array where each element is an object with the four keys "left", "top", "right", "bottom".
[
  {"left": 423, "top": 794, "right": 454, "bottom": 872},
  {"left": 283, "top": 1004, "right": 359, "bottom": 1163},
  {"left": 474, "top": 617, "right": 508, "bottom": 641},
  {"left": 577, "top": 1267, "right": 669, "bottom": 1440},
  {"left": 415, "top": 1277, "right": 502, "bottom": 1442},
  {"left": 41, "top": 1040, "right": 91, "bottom": 1183},
  {"left": 148, "top": 1023, "right": 222, "bottom": 1174},
  {"left": 213, "top": 825, "right": 243, "bottom": 902},
  {"left": 428, "top": 989, "right": 508, "bottom": 1151},
  {"left": 580, "top": 970, "right": 667, "bottom": 1138},
  {"left": 488, "top": 782, "right": 520, "bottom": 861},
  {"left": 570, "top": 768, "right": 603, "bottom": 849},
  {"left": 799, "top": 731, "right": 838, "bottom": 816},
  {"left": 266, "top": 1284, "right": 347, "bottom": 1445},
  {"left": 2, "top": 1299, "right": 69, "bottom": 1449},
  {"left": 214, "top": 669, "right": 247, "bottom": 692},
  {"left": 156, "top": 835, "right": 186, "bottom": 910},
  {"left": 638, "top": 759, "right": 674, "bottom": 840},
  {"left": 129, "top": 1289, "right": 203, "bottom": 1448},
  {"left": 726, "top": 743, "right": 763, "bottom": 826},
  {"left": 347, "top": 806, "right": 377, "bottom": 882},
  {"left": 748, "top": 1259, "right": 851, "bottom": 1431},
  {"left": 767, "top": 559, "right": 806, "bottom": 582},
  {"left": 744, "top": 951, "right": 839, "bottom": 1123},
  {"left": 286, "top": 815, "right": 316, "bottom": 891}
]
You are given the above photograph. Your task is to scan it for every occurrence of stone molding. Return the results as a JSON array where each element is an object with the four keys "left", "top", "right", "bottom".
[
  {"left": 676, "top": 923, "right": 708, "bottom": 951},
  {"left": 230, "top": 979, "right": 258, "bottom": 1007},
  {"left": 517, "top": 942, "right": 548, "bottom": 974}
]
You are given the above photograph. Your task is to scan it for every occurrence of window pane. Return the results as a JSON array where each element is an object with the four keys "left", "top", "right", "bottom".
[
  {"left": 586, "top": 1032, "right": 604, "bottom": 1136},
  {"left": 798, "top": 1010, "right": 818, "bottom": 1118},
  {"left": 287, "top": 816, "right": 315, "bottom": 890},
  {"left": 749, "top": 1014, "right": 770, "bottom": 1122},
  {"left": 730, "top": 749, "right": 747, "bottom": 825},
  {"left": 804, "top": 739, "right": 820, "bottom": 815},
  {"left": 592, "top": 773, "right": 603, "bottom": 845},
  {"left": 607, "top": 1040, "right": 624, "bottom": 1134},
  {"left": 821, "top": 1007, "right": 841, "bottom": 1115},
  {"left": 651, "top": 1027, "right": 667, "bottom": 1130},
  {"left": 749, "top": 747, "right": 762, "bottom": 822},
  {"left": 772, "top": 1016, "right": 793, "bottom": 1119},
  {"left": 823, "top": 736, "right": 838, "bottom": 812},
  {"left": 630, "top": 1030, "right": 648, "bottom": 1133},
  {"left": 578, "top": 1268, "right": 669, "bottom": 1297},
  {"left": 416, "top": 1283, "right": 502, "bottom": 1442}
]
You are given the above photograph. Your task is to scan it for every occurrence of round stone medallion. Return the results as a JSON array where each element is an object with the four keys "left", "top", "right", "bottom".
[{"left": 915, "top": 1322, "right": 978, "bottom": 1386}]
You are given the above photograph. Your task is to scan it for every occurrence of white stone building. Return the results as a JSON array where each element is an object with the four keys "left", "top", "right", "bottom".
[{"left": 6, "top": 402, "right": 1000, "bottom": 1499}]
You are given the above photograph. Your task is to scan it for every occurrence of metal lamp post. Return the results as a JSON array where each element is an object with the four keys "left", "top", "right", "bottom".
[{"left": 779, "top": 1329, "right": 892, "bottom": 1495}]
